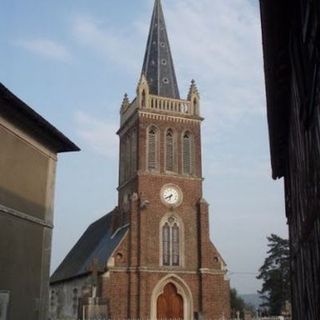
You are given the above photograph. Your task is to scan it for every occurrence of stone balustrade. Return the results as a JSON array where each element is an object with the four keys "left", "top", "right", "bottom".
[{"left": 121, "top": 94, "right": 199, "bottom": 126}]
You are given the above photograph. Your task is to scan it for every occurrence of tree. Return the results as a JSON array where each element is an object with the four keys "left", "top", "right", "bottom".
[
  {"left": 230, "top": 288, "right": 255, "bottom": 318},
  {"left": 257, "top": 234, "right": 290, "bottom": 315}
]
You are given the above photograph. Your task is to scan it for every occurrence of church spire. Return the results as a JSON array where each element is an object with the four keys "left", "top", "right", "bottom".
[{"left": 141, "top": 0, "right": 180, "bottom": 99}]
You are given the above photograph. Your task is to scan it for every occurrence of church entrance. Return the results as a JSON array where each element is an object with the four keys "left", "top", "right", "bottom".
[{"left": 157, "top": 283, "right": 184, "bottom": 320}]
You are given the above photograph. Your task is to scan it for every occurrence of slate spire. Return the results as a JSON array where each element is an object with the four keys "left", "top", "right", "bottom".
[{"left": 141, "top": 0, "right": 180, "bottom": 99}]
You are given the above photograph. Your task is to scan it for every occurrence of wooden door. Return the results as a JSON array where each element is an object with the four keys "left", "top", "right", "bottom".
[{"left": 157, "top": 283, "right": 184, "bottom": 320}]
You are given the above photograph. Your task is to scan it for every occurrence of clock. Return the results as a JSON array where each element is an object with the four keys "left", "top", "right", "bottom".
[{"left": 160, "top": 184, "right": 182, "bottom": 207}]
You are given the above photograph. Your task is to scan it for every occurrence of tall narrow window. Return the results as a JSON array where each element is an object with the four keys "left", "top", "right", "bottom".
[
  {"left": 120, "top": 140, "right": 125, "bottom": 184},
  {"left": 183, "top": 132, "right": 193, "bottom": 175},
  {"left": 172, "top": 223, "right": 180, "bottom": 266},
  {"left": 161, "top": 216, "right": 182, "bottom": 267},
  {"left": 165, "top": 129, "right": 174, "bottom": 172},
  {"left": 125, "top": 136, "right": 131, "bottom": 180},
  {"left": 131, "top": 130, "right": 137, "bottom": 176},
  {"left": 141, "top": 90, "right": 146, "bottom": 107},
  {"left": 163, "top": 223, "right": 170, "bottom": 266},
  {"left": 148, "top": 126, "right": 158, "bottom": 170}
]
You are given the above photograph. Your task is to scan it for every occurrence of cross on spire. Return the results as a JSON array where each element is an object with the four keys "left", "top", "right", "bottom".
[{"left": 141, "top": 0, "right": 180, "bottom": 99}]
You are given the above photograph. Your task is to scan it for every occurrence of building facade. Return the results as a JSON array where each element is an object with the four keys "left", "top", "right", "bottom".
[
  {"left": 260, "top": 1, "right": 320, "bottom": 319},
  {"left": 0, "top": 83, "right": 79, "bottom": 320},
  {"left": 50, "top": 1, "right": 230, "bottom": 319}
]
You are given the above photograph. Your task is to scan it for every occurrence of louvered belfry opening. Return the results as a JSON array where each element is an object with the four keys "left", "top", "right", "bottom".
[
  {"left": 166, "top": 129, "right": 174, "bottom": 172},
  {"left": 183, "top": 132, "right": 192, "bottom": 175},
  {"left": 148, "top": 126, "right": 158, "bottom": 170}
]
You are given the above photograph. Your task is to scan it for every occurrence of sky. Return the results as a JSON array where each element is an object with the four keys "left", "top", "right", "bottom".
[{"left": 0, "top": 0, "right": 288, "bottom": 294}]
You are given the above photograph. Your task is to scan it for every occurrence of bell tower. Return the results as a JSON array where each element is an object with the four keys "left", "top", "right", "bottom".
[{"left": 113, "top": 0, "right": 230, "bottom": 318}]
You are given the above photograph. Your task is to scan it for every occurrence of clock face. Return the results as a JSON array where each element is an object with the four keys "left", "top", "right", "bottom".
[{"left": 161, "top": 185, "right": 182, "bottom": 206}]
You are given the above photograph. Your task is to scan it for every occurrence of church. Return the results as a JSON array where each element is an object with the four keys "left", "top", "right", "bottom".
[{"left": 49, "top": 1, "right": 230, "bottom": 319}]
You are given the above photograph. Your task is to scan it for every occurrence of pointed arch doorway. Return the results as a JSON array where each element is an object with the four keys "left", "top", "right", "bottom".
[
  {"left": 157, "top": 283, "right": 183, "bottom": 320},
  {"left": 151, "top": 274, "right": 193, "bottom": 320}
]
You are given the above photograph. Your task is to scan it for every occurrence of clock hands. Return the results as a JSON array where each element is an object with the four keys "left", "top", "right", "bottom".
[{"left": 165, "top": 194, "right": 173, "bottom": 200}]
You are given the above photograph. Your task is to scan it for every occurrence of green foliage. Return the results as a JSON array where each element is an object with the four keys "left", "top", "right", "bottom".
[
  {"left": 230, "top": 288, "right": 255, "bottom": 318},
  {"left": 257, "top": 234, "right": 290, "bottom": 315}
]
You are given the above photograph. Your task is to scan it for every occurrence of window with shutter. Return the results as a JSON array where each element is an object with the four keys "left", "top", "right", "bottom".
[
  {"left": 166, "top": 129, "right": 174, "bottom": 172},
  {"left": 120, "top": 140, "right": 125, "bottom": 183},
  {"left": 148, "top": 126, "right": 158, "bottom": 170},
  {"left": 125, "top": 137, "right": 131, "bottom": 180},
  {"left": 183, "top": 132, "right": 193, "bottom": 175},
  {"left": 131, "top": 130, "right": 137, "bottom": 176}
]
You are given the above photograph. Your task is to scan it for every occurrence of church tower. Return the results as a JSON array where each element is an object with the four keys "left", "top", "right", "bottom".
[
  {"left": 49, "top": 1, "right": 230, "bottom": 319},
  {"left": 113, "top": 0, "right": 231, "bottom": 318}
]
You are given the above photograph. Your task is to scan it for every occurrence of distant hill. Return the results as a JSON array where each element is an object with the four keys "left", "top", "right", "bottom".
[{"left": 240, "top": 294, "right": 263, "bottom": 309}]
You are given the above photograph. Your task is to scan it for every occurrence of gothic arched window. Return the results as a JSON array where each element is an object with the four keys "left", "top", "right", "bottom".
[
  {"left": 120, "top": 140, "right": 125, "bottom": 184},
  {"left": 131, "top": 130, "right": 137, "bottom": 176},
  {"left": 165, "top": 129, "right": 175, "bottom": 172},
  {"left": 148, "top": 126, "right": 159, "bottom": 170},
  {"left": 160, "top": 216, "right": 183, "bottom": 267},
  {"left": 182, "top": 131, "right": 193, "bottom": 175},
  {"left": 162, "top": 223, "right": 170, "bottom": 266},
  {"left": 125, "top": 136, "right": 131, "bottom": 180}
]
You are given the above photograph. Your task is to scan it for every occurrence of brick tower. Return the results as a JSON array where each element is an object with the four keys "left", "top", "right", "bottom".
[
  {"left": 50, "top": 1, "right": 230, "bottom": 319},
  {"left": 110, "top": 0, "right": 231, "bottom": 318}
]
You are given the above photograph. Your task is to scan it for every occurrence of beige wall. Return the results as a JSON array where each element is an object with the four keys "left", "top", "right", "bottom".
[
  {"left": 0, "top": 115, "right": 57, "bottom": 320},
  {"left": 0, "top": 120, "right": 56, "bottom": 220}
]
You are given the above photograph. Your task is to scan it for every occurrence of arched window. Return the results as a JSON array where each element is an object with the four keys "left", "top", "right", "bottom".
[
  {"left": 165, "top": 129, "right": 175, "bottom": 172},
  {"left": 161, "top": 216, "right": 183, "bottom": 266},
  {"left": 148, "top": 126, "right": 158, "bottom": 170},
  {"left": 172, "top": 223, "right": 179, "bottom": 266},
  {"left": 125, "top": 136, "right": 131, "bottom": 180},
  {"left": 131, "top": 130, "right": 137, "bottom": 176},
  {"left": 183, "top": 132, "right": 193, "bottom": 175},
  {"left": 162, "top": 223, "right": 170, "bottom": 266},
  {"left": 120, "top": 140, "right": 125, "bottom": 184}
]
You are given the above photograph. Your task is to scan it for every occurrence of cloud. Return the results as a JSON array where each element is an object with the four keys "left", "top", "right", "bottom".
[
  {"left": 70, "top": 0, "right": 264, "bottom": 131},
  {"left": 71, "top": 15, "right": 143, "bottom": 72},
  {"left": 164, "top": 0, "right": 265, "bottom": 121},
  {"left": 75, "top": 111, "right": 118, "bottom": 159},
  {"left": 15, "top": 39, "right": 71, "bottom": 62}
]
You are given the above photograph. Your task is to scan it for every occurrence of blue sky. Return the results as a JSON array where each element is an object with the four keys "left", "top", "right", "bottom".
[{"left": 1, "top": 0, "right": 288, "bottom": 294}]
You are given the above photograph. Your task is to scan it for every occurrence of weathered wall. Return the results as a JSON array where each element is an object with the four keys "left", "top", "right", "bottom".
[
  {"left": 49, "top": 276, "right": 92, "bottom": 320},
  {"left": 0, "top": 116, "right": 57, "bottom": 320}
]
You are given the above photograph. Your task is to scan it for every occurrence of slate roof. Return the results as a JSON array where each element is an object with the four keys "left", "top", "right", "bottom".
[
  {"left": 141, "top": 0, "right": 180, "bottom": 99},
  {"left": 50, "top": 209, "right": 129, "bottom": 284},
  {"left": 0, "top": 82, "right": 80, "bottom": 153}
]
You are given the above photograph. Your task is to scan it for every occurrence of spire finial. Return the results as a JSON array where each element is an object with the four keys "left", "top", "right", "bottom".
[
  {"left": 188, "top": 79, "right": 200, "bottom": 100},
  {"left": 141, "top": 0, "right": 180, "bottom": 99},
  {"left": 120, "top": 93, "right": 130, "bottom": 113}
]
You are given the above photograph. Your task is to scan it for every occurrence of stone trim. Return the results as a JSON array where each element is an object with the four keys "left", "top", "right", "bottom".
[
  {"left": 107, "top": 266, "right": 225, "bottom": 275},
  {"left": 140, "top": 111, "right": 202, "bottom": 124},
  {"left": 138, "top": 170, "right": 204, "bottom": 181},
  {"left": 0, "top": 204, "right": 53, "bottom": 229}
]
